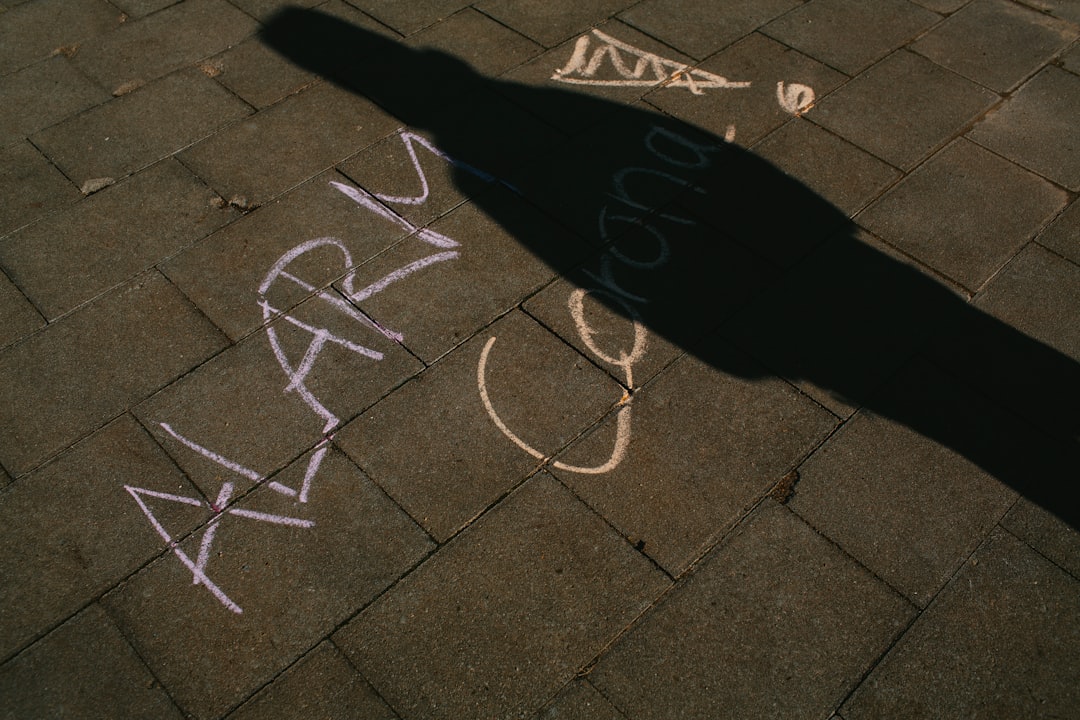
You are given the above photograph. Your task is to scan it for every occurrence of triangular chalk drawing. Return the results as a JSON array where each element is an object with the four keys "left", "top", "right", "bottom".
[{"left": 552, "top": 29, "right": 751, "bottom": 95}]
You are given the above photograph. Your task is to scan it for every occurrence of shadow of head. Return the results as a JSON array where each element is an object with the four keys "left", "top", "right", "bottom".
[{"left": 262, "top": 7, "right": 1080, "bottom": 529}]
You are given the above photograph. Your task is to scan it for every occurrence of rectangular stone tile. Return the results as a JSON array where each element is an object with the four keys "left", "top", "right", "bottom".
[
  {"left": 522, "top": 216, "right": 770, "bottom": 391},
  {"left": 0, "top": 0, "right": 122, "bottom": 74},
  {"left": 841, "top": 527, "right": 1080, "bottom": 719},
  {"left": 228, "top": 0, "right": 320, "bottom": 24},
  {"left": 496, "top": 19, "right": 698, "bottom": 136},
  {"left": 1038, "top": 197, "right": 1080, "bottom": 265},
  {"left": 1063, "top": 42, "right": 1080, "bottom": 75},
  {"left": 109, "top": 0, "right": 177, "bottom": 19},
  {"left": 1002, "top": 498, "right": 1080, "bottom": 579},
  {"left": 0, "top": 605, "right": 183, "bottom": 720},
  {"left": 0, "top": 55, "right": 109, "bottom": 147},
  {"left": 928, "top": 243, "right": 1080, "bottom": 448},
  {"left": 753, "top": 117, "right": 901, "bottom": 217},
  {"left": 134, "top": 296, "right": 421, "bottom": 499},
  {"left": 645, "top": 32, "right": 847, "bottom": 148},
  {"left": 720, "top": 231, "right": 965, "bottom": 417},
  {"left": 32, "top": 68, "right": 252, "bottom": 186},
  {"left": 553, "top": 338, "right": 836, "bottom": 574},
  {"left": 1023, "top": 0, "right": 1080, "bottom": 25},
  {"left": 0, "top": 269, "right": 42, "bottom": 349},
  {"left": 618, "top": 0, "right": 802, "bottom": 60},
  {"left": 590, "top": 501, "right": 915, "bottom": 719},
  {"left": 968, "top": 66, "right": 1080, "bottom": 190},
  {"left": 0, "top": 271, "right": 228, "bottom": 476},
  {"left": 207, "top": 36, "right": 317, "bottom": 109},
  {"left": 161, "top": 169, "right": 407, "bottom": 342},
  {"left": 0, "top": 159, "right": 238, "bottom": 319},
  {"left": 809, "top": 50, "right": 998, "bottom": 170},
  {"left": 912, "top": 0, "right": 1079, "bottom": 92},
  {"left": 538, "top": 679, "right": 628, "bottom": 720},
  {"left": 857, "top": 138, "right": 1067, "bottom": 291},
  {"left": 335, "top": 474, "right": 669, "bottom": 720},
  {"left": 337, "top": 310, "right": 624, "bottom": 541},
  {"left": 763, "top": 0, "right": 941, "bottom": 76},
  {"left": 0, "top": 140, "right": 81, "bottom": 236},
  {"left": 910, "top": 0, "right": 967, "bottom": 11},
  {"left": 0, "top": 415, "right": 205, "bottom": 662},
  {"left": 405, "top": 7, "right": 542, "bottom": 75},
  {"left": 70, "top": 0, "right": 257, "bottom": 92},
  {"left": 476, "top": 0, "right": 634, "bottom": 48},
  {"left": 343, "top": 0, "right": 471, "bottom": 35},
  {"left": 229, "top": 642, "right": 397, "bottom": 720},
  {"left": 178, "top": 81, "right": 399, "bottom": 207},
  {"left": 791, "top": 360, "right": 1021, "bottom": 606},
  {"left": 345, "top": 187, "right": 583, "bottom": 363},
  {"left": 104, "top": 448, "right": 433, "bottom": 719}
]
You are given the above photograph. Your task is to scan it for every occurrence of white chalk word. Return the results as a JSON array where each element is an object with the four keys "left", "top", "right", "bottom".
[
  {"left": 478, "top": 125, "right": 727, "bottom": 475},
  {"left": 133, "top": 129, "right": 492, "bottom": 613},
  {"left": 553, "top": 29, "right": 751, "bottom": 95}
]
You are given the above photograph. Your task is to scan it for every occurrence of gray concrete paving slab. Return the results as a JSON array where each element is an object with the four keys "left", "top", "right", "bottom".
[
  {"left": 405, "top": 7, "right": 542, "bottom": 77},
  {"left": 0, "top": 55, "right": 109, "bottom": 148},
  {"left": 134, "top": 296, "right": 421, "bottom": 498},
  {"left": 909, "top": 0, "right": 969, "bottom": 12},
  {"left": 0, "top": 415, "right": 205, "bottom": 662},
  {"left": 1001, "top": 497, "right": 1080, "bottom": 579},
  {"left": 0, "top": 158, "right": 238, "bottom": 320},
  {"left": 841, "top": 527, "right": 1080, "bottom": 719},
  {"left": 32, "top": 67, "right": 252, "bottom": 186},
  {"left": 554, "top": 337, "right": 837, "bottom": 575},
  {"left": 109, "top": 0, "right": 178, "bottom": 20},
  {"left": 589, "top": 500, "right": 915, "bottom": 720},
  {"left": 161, "top": 168, "right": 407, "bottom": 342},
  {"left": 968, "top": 65, "right": 1080, "bottom": 190},
  {"left": 809, "top": 49, "right": 998, "bottom": 170},
  {"left": 790, "top": 359, "right": 1020, "bottom": 606},
  {"left": 911, "top": 0, "right": 1079, "bottom": 92},
  {"left": 476, "top": 0, "right": 634, "bottom": 49},
  {"left": 618, "top": 0, "right": 802, "bottom": 60},
  {"left": 720, "top": 230, "right": 963, "bottom": 417},
  {"left": 228, "top": 641, "right": 397, "bottom": 720},
  {"left": 752, "top": 117, "right": 901, "bottom": 216},
  {"left": 857, "top": 138, "right": 1067, "bottom": 291},
  {"left": 1063, "top": 40, "right": 1080, "bottom": 73},
  {"left": 646, "top": 32, "right": 847, "bottom": 148},
  {"left": 0, "top": 271, "right": 227, "bottom": 476},
  {"left": 495, "top": 20, "right": 697, "bottom": 137},
  {"left": 1038, "top": 197, "right": 1080, "bottom": 265},
  {"left": 537, "top": 679, "right": 628, "bottom": 720},
  {"left": 0, "top": 269, "right": 43, "bottom": 349},
  {"left": 0, "top": 604, "right": 184, "bottom": 720},
  {"left": 1025, "top": 0, "right": 1080, "bottom": 24},
  {"left": 104, "top": 447, "right": 433, "bottom": 719},
  {"left": 70, "top": 0, "right": 258, "bottom": 92},
  {"left": 0, "top": 0, "right": 121, "bottom": 74},
  {"left": 207, "top": 35, "right": 317, "bottom": 109},
  {"left": 334, "top": 473, "right": 669, "bottom": 720},
  {"left": 0, "top": 140, "right": 81, "bottom": 236},
  {"left": 336, "top": 309, "right": 623, "bottom": 541},
  {"left": 344, "top": 189, "right": 583, "bottom": 363},
  {"left": 523, "top": 217, "right": 770, "bottom": 391},
  {"left": 762, "top": 0, "right": 942, "bottom": 76},
  {"left": 178, "top": 81, "right": 400, "bottom": 207},
  {"left": 227, "top": 0, "right": 318, "bottom": 24},
  {"left": 344, "top": 0, "right": 471, "bottom": 36}
]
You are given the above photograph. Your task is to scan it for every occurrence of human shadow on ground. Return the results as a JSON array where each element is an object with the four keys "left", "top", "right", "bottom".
[{"left": 261, "top": 8, "right": 1079, "bottom": 529}]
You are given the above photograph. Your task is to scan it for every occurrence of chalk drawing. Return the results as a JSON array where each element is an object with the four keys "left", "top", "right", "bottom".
[
  {"left": 553, "top": 29, "right": 751, "bottom": 95},
  {"left": 478, "top": 124, "right": 729, "bottom": 475},
  {"left": 776, "top": 81, "right": 815, "bottom": 115},
  {"left": 132, "top": 129, "right": 495, "bottom": 613}
]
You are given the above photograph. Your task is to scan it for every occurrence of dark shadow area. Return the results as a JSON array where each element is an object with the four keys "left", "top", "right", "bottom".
[{"left": 261, "top": 8, "right": 1079, "bottom": 528}]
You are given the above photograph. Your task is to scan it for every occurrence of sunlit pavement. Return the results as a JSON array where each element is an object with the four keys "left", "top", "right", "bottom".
[{"left": 2, "top": 1, "right": 1079, "bottom": 717}]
